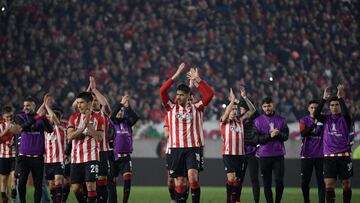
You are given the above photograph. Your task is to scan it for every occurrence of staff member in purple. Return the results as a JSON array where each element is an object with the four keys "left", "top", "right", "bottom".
[
  {"left": 253, "top": 97, "right": 289, "bottom": 203},
  {"left": 299, "top": 100, "right": 325, "bottom": 203},
  {"left": 15, "top": 97, "right": 53, "bottom": 203},
  {"left": 314, "top": 85, "right": 353, "bottom": 203},
  {"left": 109, "top": 95, "right": 139, "bottom": 203}
]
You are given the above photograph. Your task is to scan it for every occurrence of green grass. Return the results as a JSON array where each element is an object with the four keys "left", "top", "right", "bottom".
[{"left": 25, "top": 186, "right": 360, "bottom": 203}]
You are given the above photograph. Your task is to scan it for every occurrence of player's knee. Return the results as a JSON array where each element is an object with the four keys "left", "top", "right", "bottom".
[
  {"left": 342, "top": 179, "right": 351, "bottom": 189},
  {"left": 97, "top": 179, "right": 107, "bottom": 187}
]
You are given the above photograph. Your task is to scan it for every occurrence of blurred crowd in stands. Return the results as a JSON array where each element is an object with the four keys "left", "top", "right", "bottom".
[{"left": 0, "top": 0, "right": 359, "bottom": 125}]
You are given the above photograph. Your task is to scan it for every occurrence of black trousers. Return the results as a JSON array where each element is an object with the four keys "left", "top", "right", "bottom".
[
  {"left": 240, "top": 153, "right": 260, "bottom": 203},
  {"left": 260, "top": 156, "right": 284, "bottom": 203},
  {"left": 301, "top": 158, "right": 325, "bottom": 203},
  {"left": 17, "top": 156, "right": 44, "bottom": 203}
]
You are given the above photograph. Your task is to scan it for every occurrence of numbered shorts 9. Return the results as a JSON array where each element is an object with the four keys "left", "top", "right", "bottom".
[{"left": 70, "top": 161, "right": 99, "bottom": 184}]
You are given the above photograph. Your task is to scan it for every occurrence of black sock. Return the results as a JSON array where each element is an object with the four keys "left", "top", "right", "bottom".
[
  {"left": 11, "top": 188, "right": 16, "bottom": 200},
  {"left": 62, "top": 184, "right": 70, "bottom": 202},
  {"left": 343, "top": 187, "right": 352, "bottom": 203},
  {"left": 232, "top": 180, "right": 240, "bottom": 202},
  {"left": 75, "top": 190, "right": 87, "bottom": 203},
  {"left": 168, "top": 185, "right": 175, "bottom": 200},
  {"left": 123, "top": 174, "right": 131, "bottom": 203},
  {"left": 87, "top": 191, "right": 97, "bottom": 203},
  {"left": 55, "top": 185, "right": 62, "bottom": 203},
  {"left": 107, "top": 179, "right": 117, "bottom": 203},
  {"left": 226, "top": 181, "right": 232, "bottom": 203},
  {"left": 185, "top": 185, "right": 190, "bottom": 200},
  {"left": 190, "top": 182, "right": 200, "bottom": 203},
  {"left": 326, "top": 188, "right": 335, "bottom": 203},
  {"left": 301, "top": 183, "right": 310, "bottom": 203},
  {"left": 275, "top": 182, "right": 284, "bottom": 203},
  {"left": 96, "top": 179, "right": 108, "bottom": 203},
  {"left": 175, "top": 186, "right": 186, "bottom": 203},
  {"left": 1, "top": 192, "right": 8, "bottom": 203},
  {"left": 50, "top": 187, "right": 56, "bottom": 202}
]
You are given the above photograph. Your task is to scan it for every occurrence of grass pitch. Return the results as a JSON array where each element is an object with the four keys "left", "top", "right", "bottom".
[{"left": 25, "top": 186, "right": 360, "bottom": 202}]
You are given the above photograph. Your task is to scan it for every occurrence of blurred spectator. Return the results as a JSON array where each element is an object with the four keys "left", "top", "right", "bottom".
[{"left": 0, "top": 0, "right": 359, "bottom": 126}]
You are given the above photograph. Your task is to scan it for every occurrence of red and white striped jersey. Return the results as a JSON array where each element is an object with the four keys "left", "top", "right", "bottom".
[
  {"left": 0, "top": 121, "right": 15, "bottom": 158},
  {"left": 166, "top": 102, "right": 205, "bottom": 148},
  {"left": 93, "top": 111, "right": 110, "bottom": 152},
  {"left": 68, "top": 112, "right": 104, "bottom": 164},
  {"left": 163, "top": 115, "right": 171, "bottom": 154},
  {"left": 160, "top": 78, "right": 214, "bottom": 149},
  {"left": 220, "top": 120, "right": 245, "bottom": 155},
  {"left": 45, "top": 124, "right": 67, "bottom": 163}
]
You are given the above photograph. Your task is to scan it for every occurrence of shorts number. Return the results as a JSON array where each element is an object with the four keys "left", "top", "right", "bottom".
[{"left": 90, "top": 164, "right": 99, "bottom": 173}]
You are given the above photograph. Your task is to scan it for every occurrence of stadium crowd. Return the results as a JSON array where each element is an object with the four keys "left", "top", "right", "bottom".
[{"left": 0, "top": 0, "right": 359, "bottom": 123}]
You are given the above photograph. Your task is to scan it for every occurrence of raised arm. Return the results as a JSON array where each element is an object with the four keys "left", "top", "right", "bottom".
[
  {"left": 239, "top": 86, "right": 256, "bottom": 119},
  {"left": 160, "top": 63, "right": 185, "bottom": 109},
  {"left": 89, "top": 76, "right": 112, "bottom": 116},
  {"left": 220, "top": 88, "right": 235, "bottom": 123},
  {"left": 44, "top": 96, "right": 60, "bottom": 125},
  {"left": 187, "top": 68, "right": 214, "bottom": 106},
  {"left": 337, "top": 84, "right": 351, "bottom": 128},
  {"left": 122, "top": 95, "right": 139, "bottom": 127},
  {"left": 314, "top": 88, "right": 329, "bottom": 121}
]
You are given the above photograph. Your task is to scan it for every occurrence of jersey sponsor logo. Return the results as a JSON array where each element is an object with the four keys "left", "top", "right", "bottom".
[{"left": 175, "top": 112, "right": 192, "bottom": 120}]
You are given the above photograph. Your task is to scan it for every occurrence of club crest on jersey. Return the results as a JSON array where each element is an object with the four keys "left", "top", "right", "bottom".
[
  {"left": 175, "top": 112, "right": 192, "bottom": 120},
  {"left": 330, "top": 122, "right": 342, "bottom": 137},
  {"left": 269, "top": 122, "right": 275, "bottom": 133}
]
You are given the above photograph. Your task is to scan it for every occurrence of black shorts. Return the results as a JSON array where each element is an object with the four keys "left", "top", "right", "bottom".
[
  {"left": 98, "top": 151, "right": 111, "bottom": 177},
  {"left": 223, "top": 155, "right": 245, "bottom": 178},
  {"left": 70, "top": 161, "right": 99, "bottom": 184},
  {"left": 0, "top": 157, "right": 16, "bottom": 175},
  {"left": 168, "top": 147, "right": 201, "bottom": 178},
  {"left": 45, "top": 162, "right": 64, "bottom": 180},
  {"left": 113, "top": 155, "right": 132, "bottom": 177},
  {"left": 324, "top": 156, "right": 353, "bottom": 180},
  {"left": 64, "top": 163, "right": 71, "bottom": 177}
]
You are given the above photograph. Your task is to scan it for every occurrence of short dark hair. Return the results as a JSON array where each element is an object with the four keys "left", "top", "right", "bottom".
[
  {"left": 328, "top": 96, "right": 340, "bottom": 103},
  {"left": 308, "top": 100, "right": 319, "bottom": 106},
  {"left": 76, "top": 92, "right": 94, "bottom": 102},
  {"left": 52, "top": 106, "right": 63, "bottom": 118},
  {"left": 239, "top": 99, "right": 249, "bottom": 110},
  {"left": 177, "top": 84, "right": 191, "bottom": 94},
  {"left": 261, "top": 97, "right": 273, "bottom": 105},
  {"left": 2, "top": 106, "right": 12, "bottom": 114},
  {"left": 24, "top": 97, "right": 37, "bottom": 104}
]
